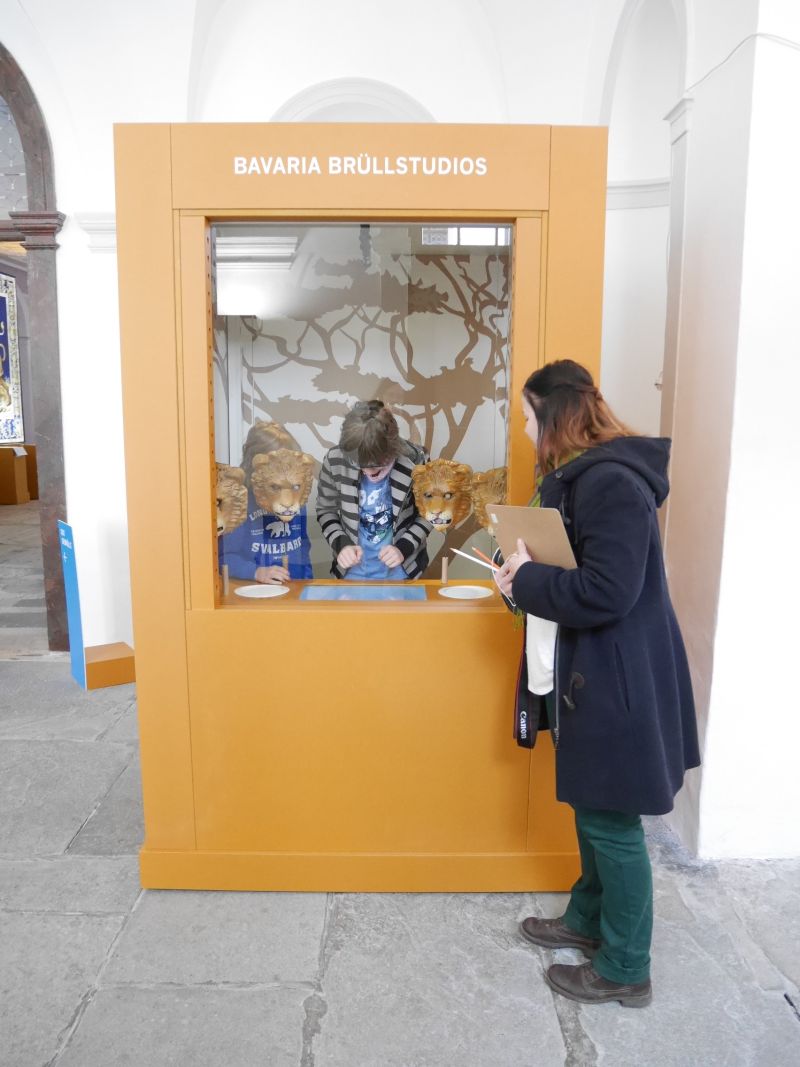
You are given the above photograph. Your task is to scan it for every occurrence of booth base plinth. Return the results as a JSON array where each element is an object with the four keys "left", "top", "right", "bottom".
[{"left": 139, "top": 849, "right": 580, "bottom": 892}]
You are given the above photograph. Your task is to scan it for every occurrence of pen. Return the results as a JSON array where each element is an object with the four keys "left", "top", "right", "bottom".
[
  {"left": 471, "top": 546, "right": 499, "bottom": 569},
  {"left": 450, "top": 547, "right": 499, "bottom": 572}
]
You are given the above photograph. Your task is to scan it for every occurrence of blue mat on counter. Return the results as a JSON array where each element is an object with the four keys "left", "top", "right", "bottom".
[{"left": 300, "top": 585, "right": 427, "bottom": 602}]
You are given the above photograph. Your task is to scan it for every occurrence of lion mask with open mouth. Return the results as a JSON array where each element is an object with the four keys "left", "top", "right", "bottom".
[{"left": 411, "top": 459, "right": 473, "bottom": 530}]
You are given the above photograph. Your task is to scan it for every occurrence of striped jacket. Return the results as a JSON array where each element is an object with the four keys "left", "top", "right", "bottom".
[{"left": 316, "top": 443, "right": 433, "bottom": 578}]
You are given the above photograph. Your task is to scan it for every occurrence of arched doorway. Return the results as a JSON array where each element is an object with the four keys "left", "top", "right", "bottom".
[{"left": 0, "top": 43, "right": 67, "bottom": 650}]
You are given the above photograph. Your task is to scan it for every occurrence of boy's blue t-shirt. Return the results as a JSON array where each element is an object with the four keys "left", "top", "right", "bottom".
[
  {"left": 345, "top": 473, "right": 407, "bottom": 581},
  {"left": 219, "top": 490, "right": 312, "bottom": 580}
]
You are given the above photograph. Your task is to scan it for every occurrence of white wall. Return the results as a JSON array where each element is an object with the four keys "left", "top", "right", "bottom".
[
  {"left": 663, "top": 0, "right": 800, "bottom": 857},
  {"left": 601, "top": 205, "right": 669, "bottom": 435},
  {"left": 607, "top": 0, "right": 680, "bottom": 180},
  {"left": 661, "top": 37, "right": 756, "bottom": 854},
  {"left": 601, "top": 0, "right": 680, "bottom": 438},
  {"left": 191, "top": 0, "right": 507, "bottom": 123},
  {"left": 692, "top": 31, "right": 800, "bottom": 858},
  {"left": 0, "top": 0, "right": 195, "bottom": 646}
]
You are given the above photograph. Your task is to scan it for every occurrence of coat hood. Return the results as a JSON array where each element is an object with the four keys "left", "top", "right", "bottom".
[{"left": 555, "top": 436, "right": 671, "bottom": 506}]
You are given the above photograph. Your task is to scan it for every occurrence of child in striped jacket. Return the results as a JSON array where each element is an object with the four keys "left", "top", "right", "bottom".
[{"left": 316, "top": 400, "right": 433, "bottom": 580}]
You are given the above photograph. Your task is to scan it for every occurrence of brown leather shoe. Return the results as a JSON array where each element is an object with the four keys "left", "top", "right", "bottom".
[
  {"left": 545, "top": 961, "right": 652, "bottom": 1007},
  {"left": 519, "top": 916, "right": 600, "bottom": 956}
]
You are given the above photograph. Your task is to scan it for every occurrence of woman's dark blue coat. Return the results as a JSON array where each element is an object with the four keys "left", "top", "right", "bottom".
[{"left": 511, "top": 437, "right": 700, "bottom": 816}]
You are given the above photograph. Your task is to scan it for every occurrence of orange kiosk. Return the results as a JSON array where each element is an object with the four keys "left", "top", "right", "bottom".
[{"left": 114, "top": 123, "right": 607, "bottom": 891}]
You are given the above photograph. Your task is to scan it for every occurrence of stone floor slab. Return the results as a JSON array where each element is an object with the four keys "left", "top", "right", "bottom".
[
  {"left": 315, "top": 893, "right": 567, "bottom": 1067},
  {"left": 0, "top": 658, "right": 135, "bottom": 709},
  {"left": 103, "top": 890, "right": 328, "bottom": 985},
  {"left": 715, "top": 859, "right": 800, "bottom": 991},
  {"left": 0, "top": 627, "right": 50, "bottom": 653},
  {"left": 0, "top": 547, "right": 45, "bottom": 568},
  {"left": 0, "top": 740, "right": 131, "bottom": 855},
  {"left": 0, "top": 574, "right": 45, "bottom": 599},
  {"left": 57, "top": 986, "right": 307, "bottom": 1067},
  {"left": 67, "top": 753, "right": 143, "bottom": 855},
  {"left": 0, "top": 501, "right": 40, "bottom": 525},
  {"left": 0, "top": 610, "right": 47, "bottom": 627},
  {"left": 0, "top": 660, "right": 135, "bottom": 739},
  {"left": 99, "top": 701, "right": 139, "bottom": 743},
  {"left": 1, "top": 910, "right": 124, "bottom": 1067},
  {"left": 0, "top": 855, "right": 140, "bottom": 914},
  {"left": 0, "top": 525, "right": 41, "bottom": 545},
  {"left": 574, "top": 897, "right": 800, "bottom": 1067}
]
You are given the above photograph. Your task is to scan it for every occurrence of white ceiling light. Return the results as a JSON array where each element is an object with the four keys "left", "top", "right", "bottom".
[{"left": 215, "top": 234, "right": 297, "bottom": 263}]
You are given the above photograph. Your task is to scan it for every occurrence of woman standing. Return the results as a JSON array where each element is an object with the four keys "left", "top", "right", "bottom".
[{"left": 496, "top": 360, "right": 699, "bottom": 1008}]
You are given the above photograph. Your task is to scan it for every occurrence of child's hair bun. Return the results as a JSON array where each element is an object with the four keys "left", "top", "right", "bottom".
[{"left": 340, "top": 398, "right": 402, "bottom": 467}]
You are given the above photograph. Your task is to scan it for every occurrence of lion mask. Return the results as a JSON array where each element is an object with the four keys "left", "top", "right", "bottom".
[
  {"left": 216, "top": 464, "right": 248, "bottom": 536},
  {"left": 411, "top": 459, "right": 473, "bottom": 530},
  {"left": 471, "top": 466, "right": 508, "bottom": 534},
  {"left": 250, "top": 448, "right": 315, "bottom": 522},
  {"left": 241, "top": 420, "right": 298, "bottom": 480}
]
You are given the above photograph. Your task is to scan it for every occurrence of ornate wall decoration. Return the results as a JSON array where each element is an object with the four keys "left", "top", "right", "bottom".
[{"left": 0, "top": 271, "right": 24, "bottom": 442}]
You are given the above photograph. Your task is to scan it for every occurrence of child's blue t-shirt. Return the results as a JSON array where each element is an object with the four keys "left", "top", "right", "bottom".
[
  {"left": 219, "top": 490, "right": 312, "bottom": 580},
  {"left": 345, "top": 473, "right": 407, "bottom": 581}
]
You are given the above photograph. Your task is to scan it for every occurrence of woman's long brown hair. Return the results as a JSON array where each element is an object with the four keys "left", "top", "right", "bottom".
[{"left": 523, "top": 360, "right": 635, "bottom": 472}]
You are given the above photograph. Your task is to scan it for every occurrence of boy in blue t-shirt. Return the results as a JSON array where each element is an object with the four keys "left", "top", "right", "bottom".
[
  {"left": 219, "top": 487, "right": 313, "bottom": 582},
  {"left": 344, "top": 464, "right": 408, "bottom": 581},
  {"left": 316, "top": 400, "right": 433, "bottom": 580}
]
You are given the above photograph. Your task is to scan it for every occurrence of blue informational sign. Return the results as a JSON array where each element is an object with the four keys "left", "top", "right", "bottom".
[
  {"left": 58, "top": 520, "right": 86, "bottom": 688},
  {"left": 301, "top": 585, "right": 427, "bottom": 602}
]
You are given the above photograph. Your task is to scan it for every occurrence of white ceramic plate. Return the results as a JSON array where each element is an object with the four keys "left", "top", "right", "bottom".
[
  {"left": 234, "top": 584, "right": 290, "bottom": 599},
  {"left": 437, "top": 585, "right": 493, "bottom": 600}
]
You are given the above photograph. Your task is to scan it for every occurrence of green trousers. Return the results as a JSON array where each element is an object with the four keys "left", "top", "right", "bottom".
[{"left": 562, "top": 807, "right": 653, "bottom": 985}]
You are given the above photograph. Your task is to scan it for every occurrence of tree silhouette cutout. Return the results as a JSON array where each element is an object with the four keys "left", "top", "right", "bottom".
[{"left": 217, "top": 239, "right": 510, "bottom": 570}]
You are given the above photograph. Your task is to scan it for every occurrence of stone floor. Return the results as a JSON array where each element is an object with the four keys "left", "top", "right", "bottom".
[
  {"left": 0, "top": 500, "right": 50, "bottom": 656},
  {"left": 2, "top": 502, "right": 800, "bottom": 1066}
]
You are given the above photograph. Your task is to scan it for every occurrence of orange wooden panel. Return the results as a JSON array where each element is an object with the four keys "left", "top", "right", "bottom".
[
  {"left": 140, "top": 849, "right": 580, "bottom": 893},
  {"left": 178, "top": 215, "right": 218, "bottom": 611},
  {"left": 0, "top": 449, "right": 29, "bottom": 504},
  {"left": 114, "top": 125, "right": 196, "bottom": 850},
  {"left": 185, "top": 606, "right": 529, "bottom": 855},
  {"left": 544, "top": 125, "right": 608, "bottom": 378},
  {"left": 84, "top": 642, "right": 136, "bottom": 689},
  {"left": 507, "top": 215, "right": 543, "bottom": 505},
  {"left": 170, "top": 123, "right": 551, "bottom": 212}
]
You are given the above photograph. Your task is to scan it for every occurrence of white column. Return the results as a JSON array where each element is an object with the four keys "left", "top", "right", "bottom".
[{"left": 665, "top": 17, "right": 800, "bottom": 857}]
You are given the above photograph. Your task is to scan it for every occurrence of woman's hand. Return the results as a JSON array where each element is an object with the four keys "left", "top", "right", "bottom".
[
  {"left": 378, "top": 544, "right": 403, "bottom": 568},
  {"left": 495, "top": 538, "right": 532, "bottom": 597},
  {"left": 337, "top": 545, "right": 363, "bottom": 570},
  {"left": 254, "top": 565, "right": 290, "bottom": 584}
]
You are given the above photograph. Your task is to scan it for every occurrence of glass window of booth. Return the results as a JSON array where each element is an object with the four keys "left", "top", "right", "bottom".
[{"left": 211, "top": 222, "right": 512, "bottom": 585}]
